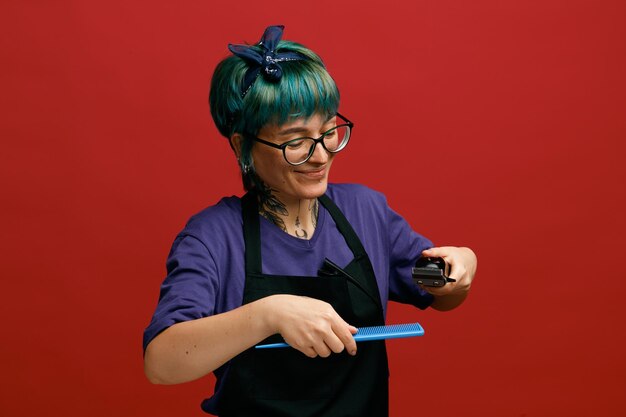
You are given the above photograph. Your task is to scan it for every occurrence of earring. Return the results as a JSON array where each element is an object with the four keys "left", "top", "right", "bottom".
[{"left": 239, "top": 160, "right": 251, "bottom": 175}]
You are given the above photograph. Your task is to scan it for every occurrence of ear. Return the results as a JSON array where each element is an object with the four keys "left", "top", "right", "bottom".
[{"left": 229, "top": 133, "right": 244, "bottom": 160}]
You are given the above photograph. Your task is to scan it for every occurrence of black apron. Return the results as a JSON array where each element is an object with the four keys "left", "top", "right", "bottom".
[{"left": 214, "top": 191, "right": 389, "bottom": 417}]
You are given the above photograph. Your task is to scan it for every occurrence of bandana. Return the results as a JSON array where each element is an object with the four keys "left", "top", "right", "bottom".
[{"left": 228, "top": 25, "right": 309, "bottom": 98}]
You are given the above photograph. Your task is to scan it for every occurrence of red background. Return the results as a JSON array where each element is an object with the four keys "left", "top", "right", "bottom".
[{"left": 2, "top": 1, "right": 625, "bottom": 416}]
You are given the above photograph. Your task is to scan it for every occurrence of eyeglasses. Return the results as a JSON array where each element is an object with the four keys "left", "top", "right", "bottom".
[{"left": 246, "top": 113, "right": 354, "bottom": 166}]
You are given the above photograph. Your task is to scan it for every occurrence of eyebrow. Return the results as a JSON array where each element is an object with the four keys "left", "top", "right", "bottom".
[
  {"left": 277, "top": 126, "right": 310, "bottom": 137},
  {"left": 276, "top": 114, "right": 336, "bottom": 137}
]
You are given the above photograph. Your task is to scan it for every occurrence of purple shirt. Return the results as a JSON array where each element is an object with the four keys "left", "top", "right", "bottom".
[
  {"left": 144, "top": 183, "right": 434, "bottom": 348},
  {"left": 143, "top": 183, "right": 433, "bottom": 410}
]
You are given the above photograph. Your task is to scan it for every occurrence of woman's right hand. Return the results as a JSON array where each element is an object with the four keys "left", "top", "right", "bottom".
[{"left": 261, "top": 294, "right": 358, "bottom": 358}]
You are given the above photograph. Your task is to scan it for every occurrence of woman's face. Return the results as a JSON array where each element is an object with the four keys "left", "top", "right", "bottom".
[{"left": 252, "top": 113, "right": 337, "bottom": 203}]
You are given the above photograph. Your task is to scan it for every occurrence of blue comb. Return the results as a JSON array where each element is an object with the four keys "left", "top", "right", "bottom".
[{"left": 255, "top": 322, "right": 425, "bottom": 349}]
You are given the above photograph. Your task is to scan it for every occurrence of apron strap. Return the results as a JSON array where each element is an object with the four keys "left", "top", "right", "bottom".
[
  {"left": 319, "top": 194, "right": 384, "bottom": 314},
  {"left": 242, "top": 190, "right": 262, "bottom": 275},
  {"left": 318, "top": 194, "right": 367, "bottom": 260}
]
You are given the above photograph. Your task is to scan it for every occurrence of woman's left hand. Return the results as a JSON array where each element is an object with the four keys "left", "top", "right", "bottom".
[{"left": 420, "top": 246, "right": 477, "bottom": 311}]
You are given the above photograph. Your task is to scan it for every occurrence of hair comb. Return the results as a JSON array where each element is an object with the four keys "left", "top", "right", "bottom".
[{"left": 255, "top": 322, "right": 424, "bottom": 349}]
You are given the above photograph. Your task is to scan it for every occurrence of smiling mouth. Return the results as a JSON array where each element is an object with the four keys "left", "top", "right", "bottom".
[{"left": 295, "top": 166, "right": 327, "bottom": 178}]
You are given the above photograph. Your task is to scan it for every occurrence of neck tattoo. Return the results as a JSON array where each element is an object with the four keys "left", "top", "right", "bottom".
[
  {"left": 294, "top": 200, "right": 308, "bottom": 239},
  {"left": 255, "top": 181, "right": 319, "bottom": 240},
  {"left": 257, "top": 182, "right": 288, "bottom": 232}
]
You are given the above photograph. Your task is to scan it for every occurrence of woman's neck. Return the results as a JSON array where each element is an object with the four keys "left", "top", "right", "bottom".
[{"left": 257, "top": 186, "right": 319, "bottom": 240}]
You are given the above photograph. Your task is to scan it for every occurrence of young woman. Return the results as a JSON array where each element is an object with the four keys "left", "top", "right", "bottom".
[{"left": 143, "top": 25, "right": 477, "bottom": 416}]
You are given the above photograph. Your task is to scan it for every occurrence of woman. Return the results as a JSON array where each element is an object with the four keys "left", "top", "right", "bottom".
[{"left": 143, "top": 25, "right": 477, "bottom": 416}]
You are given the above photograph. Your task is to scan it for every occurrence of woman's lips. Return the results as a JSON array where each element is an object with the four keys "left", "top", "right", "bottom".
[{"left": 295, "top": 166, "right": 326, "bottom": 179}]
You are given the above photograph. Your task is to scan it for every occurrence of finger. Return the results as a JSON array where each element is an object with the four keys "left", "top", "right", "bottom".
[
  {"left": 422, "top": 247, "right": 461, "bottom": 280},
  {"left": 333, "top": 321, "right": 357, "bottom": 356},
  {"left": 422, "top": 246, "right": 452, "bottom": 259},
  {"left": 324, "top": 331, "right": 346, "bottom": 354},
  {"left": 302, "top": 346, "right": 318, "bottom": 358},
  {"left": 447, "top": 262, "right": 466, "bottom": 281},
  {"left": 430, "top": 248, "right": 464, "bottom": 280},
  {"left": 312, "top": 340, "right": 332, "bottom": 358}
]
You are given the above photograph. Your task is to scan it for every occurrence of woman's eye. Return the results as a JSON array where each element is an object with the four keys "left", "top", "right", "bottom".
[{"left": 286, "top": 139, "right": 306, "bottom": 149}]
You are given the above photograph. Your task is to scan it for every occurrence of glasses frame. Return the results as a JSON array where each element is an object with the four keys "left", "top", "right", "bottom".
[{"left": 246, "top": 113, "right": 354, "bottom": 166}]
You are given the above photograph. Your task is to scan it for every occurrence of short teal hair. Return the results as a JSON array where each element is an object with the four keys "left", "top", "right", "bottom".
[{"left": 209, "top": 40, "right": 340, "bottom": 189}]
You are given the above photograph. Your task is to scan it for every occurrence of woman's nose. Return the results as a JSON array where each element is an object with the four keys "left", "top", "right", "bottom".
[{"left": 308, "top": 141, "right": 330, "bottom": 164}]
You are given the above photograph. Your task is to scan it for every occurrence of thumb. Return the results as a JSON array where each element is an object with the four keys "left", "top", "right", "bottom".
[{"left": 422, "top": 247, "right": 442, "bottom": 257}]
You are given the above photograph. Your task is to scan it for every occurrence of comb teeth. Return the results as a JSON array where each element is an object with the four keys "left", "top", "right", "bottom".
[
  {"left": 354, "top": 323, "right": 424, "bottom": 341},
  {"left": 256, "top": 322, "right": 424, "bottom": 349}
]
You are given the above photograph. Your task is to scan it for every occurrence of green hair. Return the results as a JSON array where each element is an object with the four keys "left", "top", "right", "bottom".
[{"left": 209, "top": 40, "right": 340, "bottom": 190}]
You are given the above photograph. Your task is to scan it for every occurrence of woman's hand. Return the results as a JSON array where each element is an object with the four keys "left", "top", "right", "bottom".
[
  {"left": 261, "top": 294, "right": 358, "bottom": 358},
  {"left": 144, "top": 293, "right": 355, "bottom": 385},
  {"left": 420, "top": 246, "right": 477, "bottom": 311}
]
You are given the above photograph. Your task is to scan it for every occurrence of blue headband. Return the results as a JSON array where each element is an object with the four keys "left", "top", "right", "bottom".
[{"left": 228, "top": 25, "right": 308, "bottom": 98}]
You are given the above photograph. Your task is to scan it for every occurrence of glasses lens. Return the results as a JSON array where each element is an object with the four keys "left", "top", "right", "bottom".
[
  {"left": 323, "top": 125, "right": 350, "bottom": 152},
  {"left": 284, "top": 138, "right": 315, "bottom": 165}
]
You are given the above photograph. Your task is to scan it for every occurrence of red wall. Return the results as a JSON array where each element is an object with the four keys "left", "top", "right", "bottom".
[{"left": 2, "top": 1, "right": 625, "bottom": 416}]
